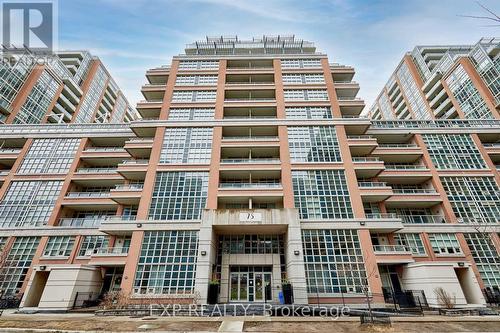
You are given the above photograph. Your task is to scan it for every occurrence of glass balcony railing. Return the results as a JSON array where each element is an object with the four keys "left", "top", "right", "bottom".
[
  {"left": 392, "top": 188, "right": 437, "bottom": 194},
  {"left": 352, "top": 157, "right": 380, "bottom": 162},
  {"left": 358, "top": 181, "right": 388, "bottom": 188},
  {"left": 219, "top": 182, "right": 282, "bottom": 188},
  {"left": 384, "top": 164, "right": 428, "bottom": 170},
  {"left": 58, "top": 217, "right": 105, "bottom": 228},
  {"left": 121, "top": 159, "right": 149, "bottom": 165},
  {"left": 76, "top": 167, "right": 117, "bottom": 173},
  {"left": 66, "top": 192, "right": 111, "bottom": 198},
  {"left": 94, "top": 247, "right": 130, "bottom": 256},
  {"left": 222, "top": 135, "right": 279, "bottom": 140},
  {"left": 220, "top": 158, "right": 280, "bottom": 164},
  {"left": 113, "top": 184, "right": 144, "bottom": 191},
  {"left": 401, "top": 215, "right": 447, "bottom": 224},
  {"left": 365, "top": 213, "right": 398, "bottom": 219},
  {"left": 373, "top": 245, "right": 409, "bottom": 253}
]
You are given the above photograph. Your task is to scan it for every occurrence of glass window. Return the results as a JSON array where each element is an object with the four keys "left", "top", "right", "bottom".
[
  {"left": 423, "top": 134, "right": 486, "bottom": 170},
  {"left": 148, "top": 172, "right": 209, "bottom": 220},
  {"left": 18, "top": 138, "right": 80, "bottom": 174},
  {"left": 168, "top": 108, "right": 215, "bottom": 120},
  {"left": 285, "top": 106, "right": 332, "bottom": 119},
  {"left": 463, "top": 233, "right": 500, "bottom": 288},
  {"left": 394, "top": 233, "right": 426, "bottom": 255},
  {"left": 159, "top": 128, "right": 213, "bottom": 164},
  {"left": 0, "top": 236, "right": 39, "bottom": 295},
  {"left": 292, "top": 170, "right": 353, "bottom": 220},
  {"left": 288, "top": 126, "right": 341, "bottom": 162},
  {"left": 43, "top": 236, "right": 75, "bottom": 257},
  {"left": 134, "top": 230, "right": 198, "bottom": 294},
  {"left": 0, "top": 181, "right": 63, "bottom": 228},
  {"left": 78, "top": 235, "right": 109, "bottom": 256},
  {"left": 428, "top": 233, "right": 462, "bottom": 255},
  {"left": 302, "top": 229, "right": 366, "bottom": 294}
]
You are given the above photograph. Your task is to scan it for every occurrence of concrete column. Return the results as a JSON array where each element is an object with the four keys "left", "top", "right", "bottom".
[
  {"left": 285, "top": 209, "right": 308, "bottom": 304},
  {"left": 194, "top": 210, "right": 216, "bottom": 304}
]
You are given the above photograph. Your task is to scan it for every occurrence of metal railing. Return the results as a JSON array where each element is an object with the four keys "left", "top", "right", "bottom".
[
  {"left": 347, "top": 135, "right": 373, "bottom": 139},
  {"left": 358, "top": 181, "right": 388, "bottom": 188},
  {"left": 483, "top": 142, "right": 500, "bottom": 148},
  {"left": 384, "top": 164, "right": 428, "bottom": 170},
  {"left": 222, "top": 136, "right": 278, "bottom": 140},
  {"left": 138, "top": 99, "right": 163, "bottom": 103},
  {"left": 66, "top": 192, "right": 111, "bottom": 198},
  {"left": 113, "top": 184, "right": 144, "bottom": 191},
  {"left": 76, "top": 167, "right": 117, "bottom": 173},
  {"left": 220, "top": 158, "right": 280, "bottom": 163},
  {"left": 0, "top": 148, "right": 21, "bottom": 154},
  {"left": 94, "top": 247, "right": 130, "bottom": 255},
  {"left": 352, "top": 157, "right": 380, "bottom": 162},
  {"left": 223, "top": 116, "right": 276, "bottom": 119},
  {"left": 392, "top": 188, "right": 437, "bottom": 194},
  {"left": 401, "top": 215, "right": 447, "bottom": 224},
  {"left": 365, "top": 213, "right": 398, "bottom": 219},
  {"left": 84, "top": 147, "right": 126, "bottom": 152},
  {"left": 58, "top": 217, "right": 104, "bottom": 228},
  {"left": 121, "top": 159, "right": 149, "bottom": 165},
  {"left": 226, "top": 81, "right": 275, "bottom": 85},
  {"left": 224, "top": 98, "right": 276, "bottom": 102},
  {"left": 377, "top": 143, "right": 418, "bottom": 148},
  {"left": 371, "top": 119, "right": 500, "bottom": 129},
  {"left": 373, "top": 245, "right": 409, "bottom": 253},
  {"left": 219, "top": 182, "right": 282, "bottom": 188}
]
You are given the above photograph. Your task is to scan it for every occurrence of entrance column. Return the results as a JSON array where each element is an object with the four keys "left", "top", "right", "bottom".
[
  {"left": 285, "top": 209, "right": 308, "bottom": 304},
  {"left": 194, "top": 210, "right": 216, "bottom": 304}
]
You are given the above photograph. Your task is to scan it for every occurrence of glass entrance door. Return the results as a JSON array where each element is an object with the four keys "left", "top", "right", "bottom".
[
  {"left": 254, "top": 272, "right": 272, "bottom": 302},
  {"left": 230, "top": 272, "right": 248, "bottom": 301}
]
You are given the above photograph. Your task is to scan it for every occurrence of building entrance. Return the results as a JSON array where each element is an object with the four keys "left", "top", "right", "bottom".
[{"left": 229, "top": 266, "right": 272, "bottom": 302}]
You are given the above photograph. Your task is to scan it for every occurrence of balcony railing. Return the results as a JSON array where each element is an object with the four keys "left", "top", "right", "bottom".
[
  {"left": 373, "top": 245, "right": 409, "bottom": 253},
  {"left": 358, "top": 181, "right": 388, "bottom": 188},
  {"left": 223, "top": 116, "right": 276, "bottom": 119},
  {"left": 58, "top": 217, "right": 104, "bottom": 228},
  {"left": 384, "top": 164, "right": 428, "bottom": 170},
  {"left": 352, "top": 157, "right": 380, "bottom": 162},
  {"left": 114, "top": 184, "right": 144, "bottom": 191},
  {"left": 94, "top": 247, "right": 130, "bottom": 255},
  {"left": 392, "top": 188, "right": 437, "bottom": 194},
  {"left": 0, "top": 170, "right": 10, "bottom": 176},
  {"left": 483, "top": 143, "right": 500, "bottom": 148},
  {"left": 222, "top": 136, "right": 279, "bottom": 140},
  {"left": 66, "top": 192, "right": 111, "bottom": 198},
  {"left": 121, "top": 159, "right": 149, "bottom": 165},
  {"left": 0, "top": 148, "right": 21, "bottom": 154},
  {"left": 226, "top": 81, "right": 275, "bottom": 85},
  {"left": 76, "top": 167, "right": 117, "bottom": 173},
  {"left": 401, "top": 215, "right": 447, "bottom": 224},
  {"left": 138, "top": 99, "right": 163, "bottom": 103},
  {"left": 85, "top": 147, "right": 126, "bottom": 152},
  {"left": 220, "top": 158, "right": 280, "bottom": 164},
  {"left": 224, "top": 98, "right": 276, "bottom": 102},
  {"left": 347, "top": 135, "right": 373, "bottom": 139},
  {"left": 371, "top": 119, "right": 500, "bottom": 129},
  {"left": 365, "top": 213, "right": 398, "bottom": 219},
  {"left": 377, "top": 144, "right": 418, "bottom": 148},
  {"left": 219, "top": 182, "right": 282, "bottom": 188}
]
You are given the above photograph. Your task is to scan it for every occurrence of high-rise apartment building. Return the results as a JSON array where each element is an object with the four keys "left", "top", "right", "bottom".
[
  {"left": 0, "top": 50, "right": 138, "bottom": 124},
  {"left": 367, "top": 37, "right": 499, "bottom": 120},
  {"left": 0, "top": 36, "right": 498, "bottom": 312}
]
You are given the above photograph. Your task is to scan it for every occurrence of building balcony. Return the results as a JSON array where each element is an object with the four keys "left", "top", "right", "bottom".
[
  {"left": 373, "top": 245, "right": 415, "bottom": 264},
  {"left": 219, "top": 181, "right": 282, "bottom": 189},
  {"left": 483, "top": 143, "right": 500, "bottom": 163},
  {"left": 220, "top": 158, "right": 281, "bottom": 164},
  {"left": 57, "top": 217, "right": 104, "bottom": 228},
  {"left": 372, "top": 144, "right": 423, "bottom": 163},
  {"left": 124, "top": 138, "right": 154, "bottom": 158},
  {"left": 218, "top": 181, "right": 283, "bottom": 199},
  {"left": 335, "top": 81, "right": 360, "bottom": 99},
  {"left": 352, "top": 157, "right": 385, "bottom": 178},
  {"left": 347, "top": 135, "right": 378, "bottom": 155},
  {"left": 337, "top": 97, "right": 365, "bottom": 116},
  {"left": 358, "top": 181, "right": 393, "bottom": 202},
  {"left": 117, "top": 159, "right": 149, "bottom": 180},
  {"left": 146, "top": 66, "right": 169, "bottom": 84},
  {"left": 0, "top": 148, "right": 21, "bottom": 166},
  {"left": 330, "top": 65, "right": 355, "bottom": 82},
  {"left": 62, "top": 192, "right": 117, "bottom": 209},
  {"left": 136, "top": 100, "right": 162, "bottom": 119},
  {"left": 378, "top": 165, "right": 432, "bottom": 183},
  {"left": 223, "top": 106, "right": 277, "bottom": 119},
  {"left": 110, "top": 184, "right": 143, "bottom": 205},
  {"left": 226, "top": 60, "right": 274, "bottom": 72},
  {"left": 87, "top": 247, "right": 129, "bottom": 266},
  {"left": 400, "top": 214, "right": 447, "bottom": 224},
  {"left": 80, "top": 147, "right": 130, "bottom": 165},
  {"left": 73, "top": 167, "right": 122, "bottom": 182},
  {"left": 386, "top": 189, "right": 442, "bottom": 208},
  {"left": 225, "top": 74, "right": 274, "bottom": 86},
  {"left": 141, "top": 84, "right": 166, "bottom": 101}
]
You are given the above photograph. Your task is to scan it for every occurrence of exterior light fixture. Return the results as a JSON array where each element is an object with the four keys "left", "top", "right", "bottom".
[
  {"left": 359, "top": 221, "right": 366, "bottom": 226},
  {"left": 136, "top": 223, "right": 142, "bottom": 228},
  {"left": 201, "top": 251, "right": 207, "bottom": 256},
  {"left": 39, "top": 265, "right": 46, "bottom": 271},
  {"left": 294, "top": 250, "right": 300, "bottom": 255}
]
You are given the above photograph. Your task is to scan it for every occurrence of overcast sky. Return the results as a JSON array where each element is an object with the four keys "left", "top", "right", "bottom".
[{"left": 59, "top": 0, "right": 500, "bottom": 108}]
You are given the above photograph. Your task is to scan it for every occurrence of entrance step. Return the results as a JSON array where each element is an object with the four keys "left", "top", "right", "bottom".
[{"left": 218, "top": 320, "right": 244, "bottom": 332}]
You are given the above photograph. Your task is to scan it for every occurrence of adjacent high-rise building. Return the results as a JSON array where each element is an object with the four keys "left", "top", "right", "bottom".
[
  {"left": 0, "top": 50, "right": 138, "bottom": 124},
  {"left": 367, "top": 37, "right": 499, "bottom": 120},
  {"left": 0, "top": 36, "right": 498, "bottom": 312}
]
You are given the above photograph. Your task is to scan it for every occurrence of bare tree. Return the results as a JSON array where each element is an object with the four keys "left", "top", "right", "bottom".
[
  {"left": 458, "top": 1, "right": 500, "bottom": 26},
  {"left": 0, "top": 244, "right": 9, "bottom": 298},
  {"left": 434, "top": 287, "right": 456, "bottom": 309}
]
